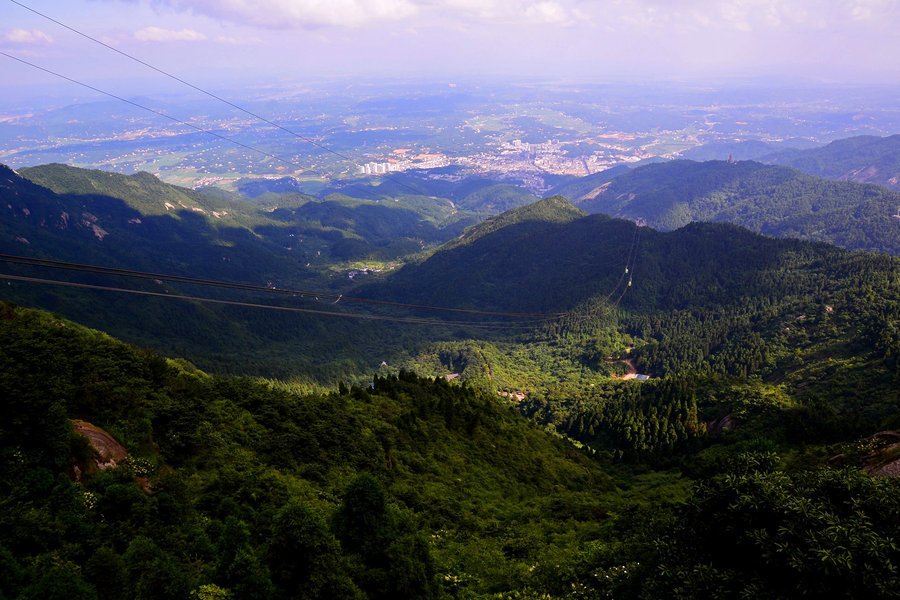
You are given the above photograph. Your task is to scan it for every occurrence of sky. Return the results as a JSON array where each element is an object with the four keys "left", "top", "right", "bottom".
[{"left": 2, "top": 0, "right": 900, "bottom": 101}]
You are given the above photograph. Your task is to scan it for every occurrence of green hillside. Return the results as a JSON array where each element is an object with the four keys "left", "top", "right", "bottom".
[
  {"left": 546, "top": 164, "right": 631, "bottom": 202},
  {"left": 13, "top": 163, "right": 482, "bottom": 266},
  {"left": 762, "top": 134, "right": 900, "bottom": 189},
  {"left": 321, "top": 171, "right": 540, "bottom": 216},
  {"left": 573, "top": 159, "right": 900, "bottom": 255},
  {"left": 341, "top": 198, "right": 900, "bottom": 430},
  {"left": 6, "top": 165, "right": 900, "bottom": 394},
  {"left": 1, "top": 164, "right": 308, "bottom": 285},
  {"left": 3, "top": 289, "right": 900, "bottom": 598},
  {"left": 19, "top": 163, "right": 248, "bottom": 226},
  {"left": 441, "top": 194, "right": 586, "bottom": 251}
]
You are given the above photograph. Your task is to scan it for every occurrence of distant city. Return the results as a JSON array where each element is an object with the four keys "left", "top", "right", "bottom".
[{"left": 2, "top": 81, "right": 900, "bottom": 193}]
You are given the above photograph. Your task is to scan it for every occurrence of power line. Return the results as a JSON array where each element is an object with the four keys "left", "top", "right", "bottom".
[
  {"left": 0, "top": 273, "right": 544, "bottom": 329},
  {"left": 0, "top": 50, "right": 318, "bottom": 177},
  {"left": 0, "top": 253, "right": 567, "bottom": 319},
  {"left": 0, "top": 226, "right": 645, "bottom": 323},
  {"left": 9, "top": 0, "right": 339, "bottom": 163},
  {"left": 7, "top": 0, "right": 429, "bottom": 198}
]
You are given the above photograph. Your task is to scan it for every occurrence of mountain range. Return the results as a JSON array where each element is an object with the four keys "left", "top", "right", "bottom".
[
  {"left": 762, "top": 134, "right": 900, "bottom": 189},
  {"left": 680, "top": 134, "right": 900, "bottom": 190},
  {"left": 563, "top": 158, "right": 900, "bottom": 255},
  {"left": 4, "top": 160, "right": 899, "bottom": 397}
]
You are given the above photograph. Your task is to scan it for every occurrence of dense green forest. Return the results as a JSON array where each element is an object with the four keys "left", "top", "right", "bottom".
[
  {"left": 4, "top": 166, "right": 900, "bottom": 388},
  {"left": 2, "top": 294, "right": 900, "bottom": 599},
  {"left": 12, "top": 163, "right": 483, "bottom": 268},
  {"left": 546, "top": 164, "right": 631, "bottom": 202},
  {"left": 0, "top": 163, "right": 548, "bottom": 378},
  {"left": 362, "top": 198, "right": 900, "bottom": 391},
  {"left": 0, "top": 303, "right": 664, "bottom": 600}
]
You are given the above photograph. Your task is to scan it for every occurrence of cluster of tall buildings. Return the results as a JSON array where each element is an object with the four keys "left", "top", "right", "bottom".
[
  {"left": 502, "top": 139, "right": 563, "bottom": 154},
  {"left": 359, "top": 162, "right": 393, "bottom": 174},
  {"left": 358, "top": 155, "right": 450, "bottom": 175}
]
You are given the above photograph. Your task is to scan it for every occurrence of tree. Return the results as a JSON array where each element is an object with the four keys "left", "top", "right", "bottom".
[
  {"left": 267, "top": 502, "right": 362, "bottom": 600},
  {"left": 332, "top": 474, "right": 436, "bottom": 600}
]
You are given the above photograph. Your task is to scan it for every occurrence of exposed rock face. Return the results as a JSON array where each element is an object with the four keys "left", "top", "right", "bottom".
[
  {"left": 706, "top": 413, "right": 735, "bottom": 435},
  {"left": 73, "top": 420, "right": 127, "bottom": 470},
  {"left": 830, "top": 431, "right": 900, "bottom": 477},
  {"left": 863, "top": 432, "right": 900, "bottom": 478}
]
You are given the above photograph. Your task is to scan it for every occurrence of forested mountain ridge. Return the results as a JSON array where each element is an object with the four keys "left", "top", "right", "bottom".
[
  {"left": 761, "top": 134, "right": 900, "bottom": 189},
  {"left": 319, "top": 169, "right": 541, "bottom": 216},
  {"left": 5, "top": 164, "right": 900, "bottom": 392},
  {"left": 371, "top": 208, "right": 900, "bottom": 398},
  {"left": 363, "top": 197, "right": 897, "bottom": 319},
  {"left": 20, "top": 163, "right": 245, "bottom": 223},
  {"left": 1, "top": 163, "right": 310, "bottom": 286},
  {"left": 436, "top": 194, "right": 586, "bottom": 253},
  {"left": 546, "top": 164, "right": 631, "bottom": 202},
  {"left": 11, "top": 163, "right": 484, "bottom": 266},
  {"left": 570, "top": 159, "right": 900, "bottom": 255}
]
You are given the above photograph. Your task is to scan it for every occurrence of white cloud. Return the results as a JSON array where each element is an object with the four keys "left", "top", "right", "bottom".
[
  {"left": 421, "top": 0, "right": 574, "bottom": 24},
  {"left": 136, "top": 0, "right": 583, "bottom": 28},
  {"left": 848, "top": 0, "right": 898, "bottom": 21},
  {"left": 103, "top": 0, "right": 900, "bottom": 36},
  {"left": 524, "top": 2, "right": 570, "bottom": 24},
  {"left": 215, "top": 35, "right": 265, "bottom": 45},
  {"left": 717, "top": 1, "right": 753, "bottom": 31},
  {"left": 428, "top": 0, "right": 502, "bottom": 20},
  {"left": 584, "top": 0, "right": 897, "bottom": 33},
  {"left": 159, "top": 0, "right": 419, "bottom": 28},
  {"left": 5, "top": 29, "right": 54, "bottom": 44},
  {"left": 134, "top": 26, "right": 207, "bottom": 41}
]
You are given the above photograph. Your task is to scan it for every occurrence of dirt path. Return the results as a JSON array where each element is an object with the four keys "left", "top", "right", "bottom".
[{"left": 613, "top": 358, "right": 638, "bottom": 380}]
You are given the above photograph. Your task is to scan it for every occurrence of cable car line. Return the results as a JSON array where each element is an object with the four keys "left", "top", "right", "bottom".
[
  {"left": 603, "top": 223, "right": 638, "bottom": 303},
  {"left": 0, "top": 253, "right": 567, "bottom": 319},
  {"left": 611, "top": 222, "right": 642, "bottom": 308},
  {"left": 9, "top": 0, "right": 338, "bottom": 162},
  {"left": 0, "top": 5, "right": 648, "bottom": 323},
  {"left": 0, "top": 273, "right": 547, "bottom": 329}
]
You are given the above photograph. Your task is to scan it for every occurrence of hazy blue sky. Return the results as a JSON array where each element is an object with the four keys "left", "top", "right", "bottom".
[{"left": 3, "top": 0, "right": 900, "bottom": 96}]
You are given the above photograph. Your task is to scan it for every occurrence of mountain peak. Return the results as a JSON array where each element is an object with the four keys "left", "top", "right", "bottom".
[{"left": 449, "top": 195, "right": 586, "bottom": 249}]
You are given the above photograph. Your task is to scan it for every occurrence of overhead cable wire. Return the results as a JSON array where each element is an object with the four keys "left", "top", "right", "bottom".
[
  {"left": 612, "top": 221, "right": 642, "bottom": 308},
  {"left": 7, "top": 0, "right": 428, "bottom": 198},
  {"left": 0, "top": 253, "right": 567, "bottom": 319},
  {"left": 1, "top": 3, "right": 650, "bottom": 326},
  {"left": 0, "top": 273, "right": 545, "bottom": 329},
  {"left": 603, "top": 223, "right": 639, "bottom": 303},
  {"left": 0, "top": 50, "right": 317, "bottom": 177}
]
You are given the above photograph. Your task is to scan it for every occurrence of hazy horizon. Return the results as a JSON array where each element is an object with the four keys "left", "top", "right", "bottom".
[{"left": 3, "top": 0, "right": 900, "bottom": 102}]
